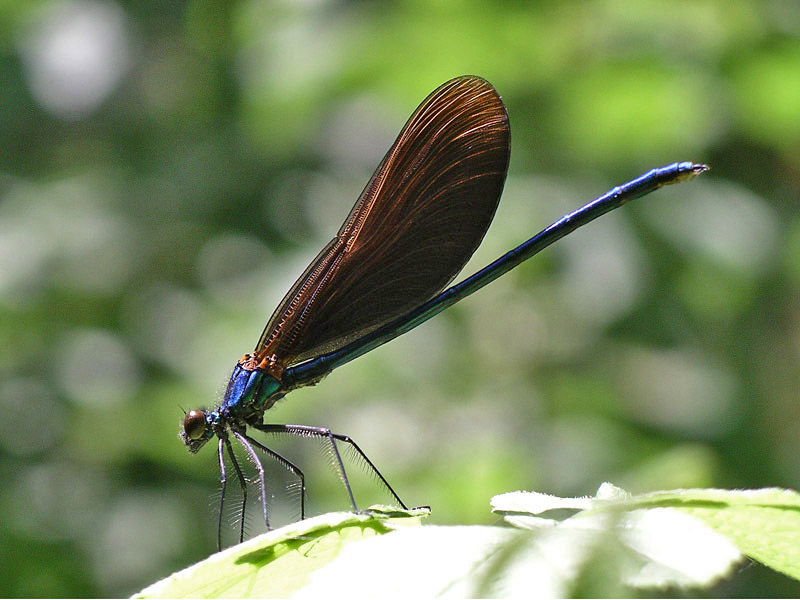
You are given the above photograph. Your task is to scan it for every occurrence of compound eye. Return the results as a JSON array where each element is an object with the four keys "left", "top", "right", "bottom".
[{"left": 183, "top": 409, "right": 207, "bottom": 440}]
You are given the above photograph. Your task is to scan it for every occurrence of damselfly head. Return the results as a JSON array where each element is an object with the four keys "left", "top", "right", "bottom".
[{"left": 181, "top": 408, "right": 214, "bottom": 453}]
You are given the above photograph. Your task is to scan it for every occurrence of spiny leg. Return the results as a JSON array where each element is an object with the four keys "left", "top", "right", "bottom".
[
  {"left": 252, "top": 423, "right": 408, "bottom": 512},
  {"left": 327, "top": 430, "right": 408, "bottom": 510},
  {"left": 233, "top": 431, "right": 269, "bottom": 531},
  {"left": 241, "top": 432, "right": 307, "bottom": 521},
  {"left": 223, "top": 434, "right": 248, "bottom": 544},
  {"left": 216, "top": 438, "right": 227, "bottom": 551}
]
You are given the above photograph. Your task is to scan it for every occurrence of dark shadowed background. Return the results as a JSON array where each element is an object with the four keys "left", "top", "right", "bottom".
[{"left": 1, "top": 0, "right": 799, "bottom": 596}]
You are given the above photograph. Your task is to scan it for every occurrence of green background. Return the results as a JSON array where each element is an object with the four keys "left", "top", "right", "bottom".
[{"left": 1, "top": 0, "right": 799, "bottom": 596}]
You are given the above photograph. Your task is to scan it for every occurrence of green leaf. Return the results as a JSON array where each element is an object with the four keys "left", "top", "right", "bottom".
[
  {"left": 135, "top": 486, "right": 800, "bottom": 598},
  {"left": 133, "top": 506, "right": 430, "bottom": 599},
  {"left": 625, "top": 486, "right": 800, "bottom": 582},
  {"left": 493, "top": 483, "right": 800, "bottom": 586}
]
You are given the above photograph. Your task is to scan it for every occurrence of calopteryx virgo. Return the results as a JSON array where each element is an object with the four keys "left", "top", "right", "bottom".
[{"left": 181, "top": 75, "right": 708, "bottom": 549}]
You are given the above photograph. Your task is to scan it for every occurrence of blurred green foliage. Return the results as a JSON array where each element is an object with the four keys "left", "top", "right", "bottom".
[{"left": 1, "top": 0, "right": 799, "bottom": 596}]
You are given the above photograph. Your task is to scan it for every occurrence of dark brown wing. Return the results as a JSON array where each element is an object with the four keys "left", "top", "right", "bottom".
[{"left": 254, "top": 76, "right": 510, "bottom": 367}]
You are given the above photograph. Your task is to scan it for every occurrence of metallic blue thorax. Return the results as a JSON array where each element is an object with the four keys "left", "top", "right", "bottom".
[{"left": 219, "top": 363, "right": 282, "bottom": 420}]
